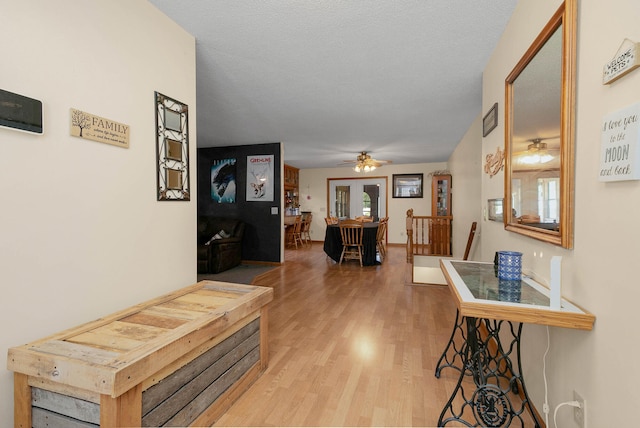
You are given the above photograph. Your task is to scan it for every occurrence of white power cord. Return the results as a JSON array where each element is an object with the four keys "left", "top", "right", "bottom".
[
  {"left": 542, "top": 326, "right": 550, "bottom": 427},
  {"left": 553, "top": 400, "right": 582, "bottom": 427},
  {"left": 541, "top": 325, "right": 584, "bottom": 427}
]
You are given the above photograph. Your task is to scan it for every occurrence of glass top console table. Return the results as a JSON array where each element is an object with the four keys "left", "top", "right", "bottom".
[{"left": 436, "top": 260, "right": 594, "bottom": 427}]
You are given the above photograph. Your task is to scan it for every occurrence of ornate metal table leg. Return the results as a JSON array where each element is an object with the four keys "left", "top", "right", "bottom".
[
  {"left": 437, "top": 317, "right": 543, "bottom": 427},
  {"left": 437, "top": 316, "right": 483, "bottom": 427},
  {"left": 435, "top": 309, "right": 468, "bottom": 378}
]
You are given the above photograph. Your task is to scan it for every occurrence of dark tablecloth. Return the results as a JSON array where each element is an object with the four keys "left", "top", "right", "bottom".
[{"left": 323, "top": 223, "right": 379, "bottom": 266}]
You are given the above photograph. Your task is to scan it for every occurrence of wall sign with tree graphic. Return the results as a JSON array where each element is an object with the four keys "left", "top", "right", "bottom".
[
  {"left": 155, "top": 92, "right": 190, "bottom": 201},
  {"left": 70, "top": 108, "right": 129, "bottom": 148}
]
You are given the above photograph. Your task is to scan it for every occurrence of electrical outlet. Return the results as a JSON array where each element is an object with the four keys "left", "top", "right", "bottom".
[{"left": 574, "top": 390, "right": 586, "bottom": 428}]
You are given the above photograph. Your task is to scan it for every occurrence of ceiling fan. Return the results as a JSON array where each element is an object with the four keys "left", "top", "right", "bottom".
[
  {"left": 339, "top": 151, "right": 392, "bottom": 172},
  {"left": 513, "top": 137, "right": 560, "bottom": 165}
]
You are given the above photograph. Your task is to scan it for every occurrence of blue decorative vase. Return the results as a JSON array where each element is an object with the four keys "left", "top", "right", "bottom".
[{"left": 497, "top": 251, "right": 522, "bottom": 280}]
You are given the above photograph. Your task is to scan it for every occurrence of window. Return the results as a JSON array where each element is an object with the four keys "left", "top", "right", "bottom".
[{"left": 537, "top": 178, "right": 560, "bottom": 222}]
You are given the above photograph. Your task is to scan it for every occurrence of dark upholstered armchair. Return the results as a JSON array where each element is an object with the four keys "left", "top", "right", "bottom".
[{"left": 197, "top": 216, "right": 245, "bottom": 274}]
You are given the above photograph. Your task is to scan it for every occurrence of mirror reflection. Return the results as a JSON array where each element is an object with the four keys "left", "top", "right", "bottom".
[
  {"left": 510, "top": 26, "right": 562, "bottom": 231},
  {"left": 504, "top": 0, "right": 576, "bottom": 249}
]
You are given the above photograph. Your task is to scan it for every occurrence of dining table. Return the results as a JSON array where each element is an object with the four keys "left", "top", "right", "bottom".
[{"left": 323, "top": 221, "right": 379, "bottom": 266}]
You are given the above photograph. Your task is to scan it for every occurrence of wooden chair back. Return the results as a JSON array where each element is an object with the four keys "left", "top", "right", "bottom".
[
  {"left": 287, "top": 215, "right": 304, "bottom": 248},
  {"left": 376, "top": 217, "right": 389, "bottom": 261},
  {"left": 302, "top": 213, "right": 313, "bottom": 245},
  {"left": 376, "top": 217, "right": 388, "bottom": 243},
  {"left": 325, "top": 216, "right": 338, "bottom": 225},
  {"left": 339, "top": 219, "right": 364, "bottom": 265}
]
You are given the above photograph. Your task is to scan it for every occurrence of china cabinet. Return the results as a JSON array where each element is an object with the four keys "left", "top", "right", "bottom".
[{"left": 432, "top": 174, "right": 452, "bottom": 216}]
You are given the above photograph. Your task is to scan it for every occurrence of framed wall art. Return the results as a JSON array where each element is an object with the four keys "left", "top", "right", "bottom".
[
  {"left": 211, "top": 158, "right": 237, "bottom": 203},
  {"left": 392, "top": 173, "right": 423, "bottom": 198},
  {"left": 246, "top": 155, "right": 274, "bottom": 202},
  {"left": 155, "top": 92, "right": 190, "bottom": 201},
  {"left": 483, "top": 102, "right": 498, "bottom": 137}
]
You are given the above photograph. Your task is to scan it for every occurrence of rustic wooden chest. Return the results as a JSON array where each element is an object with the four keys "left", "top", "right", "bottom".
[{"left": 7, "top": 280, "right": 273, "bottom": 427}]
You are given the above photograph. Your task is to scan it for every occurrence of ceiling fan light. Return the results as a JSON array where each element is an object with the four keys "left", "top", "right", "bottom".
[
  {"left": 354, "top": 164, "right": 361, "bottom": 172},
  {"left": 520, "top": 153, "right": 554, "bottom": 165}
]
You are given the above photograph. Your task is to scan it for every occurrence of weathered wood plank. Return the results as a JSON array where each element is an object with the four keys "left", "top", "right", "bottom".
[
  {"left": 142, "top": 331, "right": 260, "bottom": 426},
  {"left": 27, "top": 340, "right": 120, "bottom": 366},
  {"left": 14, "top": 373, "right": 31, "bottom": 428},
  {"left": 193, "top": 288, "right": 244, "bottom": 299},
  {"left": 120, "top": 311, "right": 189, "bottom": 329},
  {"left": 142, "top": 304, "right": 204, "bottom": 320},
  {"left": 259, "top": 307, "right": 269, "bottom": 370},
  {"left": 200, "top": 280, "right": 256, "bottom": 293},
  {"left": 164, "top": 346, "right": 261, "bottom": 426},
  {"left": 64, "top": 321, "right": 169, "bottom": 354},
  {"left": 66, "top": 330, "right": 145, "bottom": 352},
  {"left": 86, "top": 321, "right": 169, "bottom": 342},
  {"left": 155, "top": 299, "right": 212, "bottom": 314},
  {"left": 8, "top": 282, "right": 272, "bottom": 399},
  {"left": 189, "top": 362, "right": 262, "bottom": 427},
  {"left": 141, "top": 311, "right": 260, "bottom": 391},
  {"left": 174, "top": 293, "right": 231, "bottom": 309},
  {"left": 110, "top": 288, "right": 272, "bottom": 397},
  {"left": 100, "top": 383, "right": 142, "bottom": 428},
  {"left": 7, "top": 349, "right": 117, "bottom": 396},
  {"left": 28, "top": 376, "right": 100, "bottom": 404},
  {"left": 32, "top": 407, "right": 97, "bottom": 428},
  {"left": 32, "top": 387, "right": 99, "bottom": 424},
  {"left": 142, "top": 318, "right": 259, "bottom": 413}
]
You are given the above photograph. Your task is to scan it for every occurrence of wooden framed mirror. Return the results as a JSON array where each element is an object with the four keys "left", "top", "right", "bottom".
[{"left": 504, "top": 0, "right": 576, "bottom": 248}]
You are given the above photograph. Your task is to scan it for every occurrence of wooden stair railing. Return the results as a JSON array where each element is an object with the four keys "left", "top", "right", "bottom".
[{"left": 405, "top": 208, "right": 453, "bottom": 262}]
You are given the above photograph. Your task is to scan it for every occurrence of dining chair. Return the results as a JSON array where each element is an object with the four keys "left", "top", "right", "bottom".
[
  {"left": 302, "top": 213, "right": 313, "bottom": 246},
  {"left": 354, "top": 216, "right": 374, "bottom": 222},
  {"left": 325, "top": 216, "right": 338, "bottom": 225},
  {"left": 287, "top": 215, "right": 304, "bottom": 249},
  {"left": 339, "top": 219, "right": 364, "bottom": 266},
  {"left": 376, "top": 216, "right": 389, "bottom": 262}
]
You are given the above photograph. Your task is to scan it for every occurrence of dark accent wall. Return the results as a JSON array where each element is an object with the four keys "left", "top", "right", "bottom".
[{"left": 198, "top": 143, "right": 282, "bottom": 263}]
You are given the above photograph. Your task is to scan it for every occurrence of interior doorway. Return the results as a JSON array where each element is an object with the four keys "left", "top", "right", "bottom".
[{"left": 328, "top": 177, "right": 388, "bottom": 221}]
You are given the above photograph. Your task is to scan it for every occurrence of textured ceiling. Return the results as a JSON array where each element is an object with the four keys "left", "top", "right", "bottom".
[{"left": 148, "top": 1, "right": 518, "bottom": 169}]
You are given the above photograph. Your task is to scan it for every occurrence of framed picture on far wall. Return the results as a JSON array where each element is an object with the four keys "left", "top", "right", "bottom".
[
  {"left": 211, "top": 158, "right": 237, "bottom": 203},
  {"left": 392, "top": 173, "right": 423, "bottom": 198},
  {"left": 246, "top": 155, "right": 274, "bottom": 202},
  {"left": 483, "top": 102, "right": 498, "bottom": 137}
]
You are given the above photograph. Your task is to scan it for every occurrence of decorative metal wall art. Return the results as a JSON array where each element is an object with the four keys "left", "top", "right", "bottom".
[
  {"left": 484, "top": 146, "right": 505, "bottom": 177},
  {"left": 155, "top": 92, "right": 190, "bottom": 201}
]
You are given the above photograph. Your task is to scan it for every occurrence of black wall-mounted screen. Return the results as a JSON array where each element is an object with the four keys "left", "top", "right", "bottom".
[{"left": 0, "top": 89, "right": 43, "bottom": 134}]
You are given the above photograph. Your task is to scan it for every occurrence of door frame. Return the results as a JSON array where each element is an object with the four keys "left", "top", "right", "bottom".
[{"left": 326, "top": 176, "right": 389, "bottom": 220}]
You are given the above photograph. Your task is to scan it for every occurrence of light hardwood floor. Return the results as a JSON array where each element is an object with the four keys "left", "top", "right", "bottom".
[{"left": 213, "top": 244, "right": 465, "bottom": 427}]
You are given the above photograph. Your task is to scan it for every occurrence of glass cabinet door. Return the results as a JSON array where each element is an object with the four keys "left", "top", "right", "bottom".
[{"left": 432, "top": 174, "right": 452, "bottom": 217}]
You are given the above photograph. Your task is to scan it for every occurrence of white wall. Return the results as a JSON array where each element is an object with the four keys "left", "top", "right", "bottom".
[
  {"left": 0, "top": 1, "right": 197, "bottom": 424},
  {"left": 463, "top": 0, "right": 640, "bottom": 426},
  {"left": 449, "top": 114, "right": 483, "bottom": 260}
]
